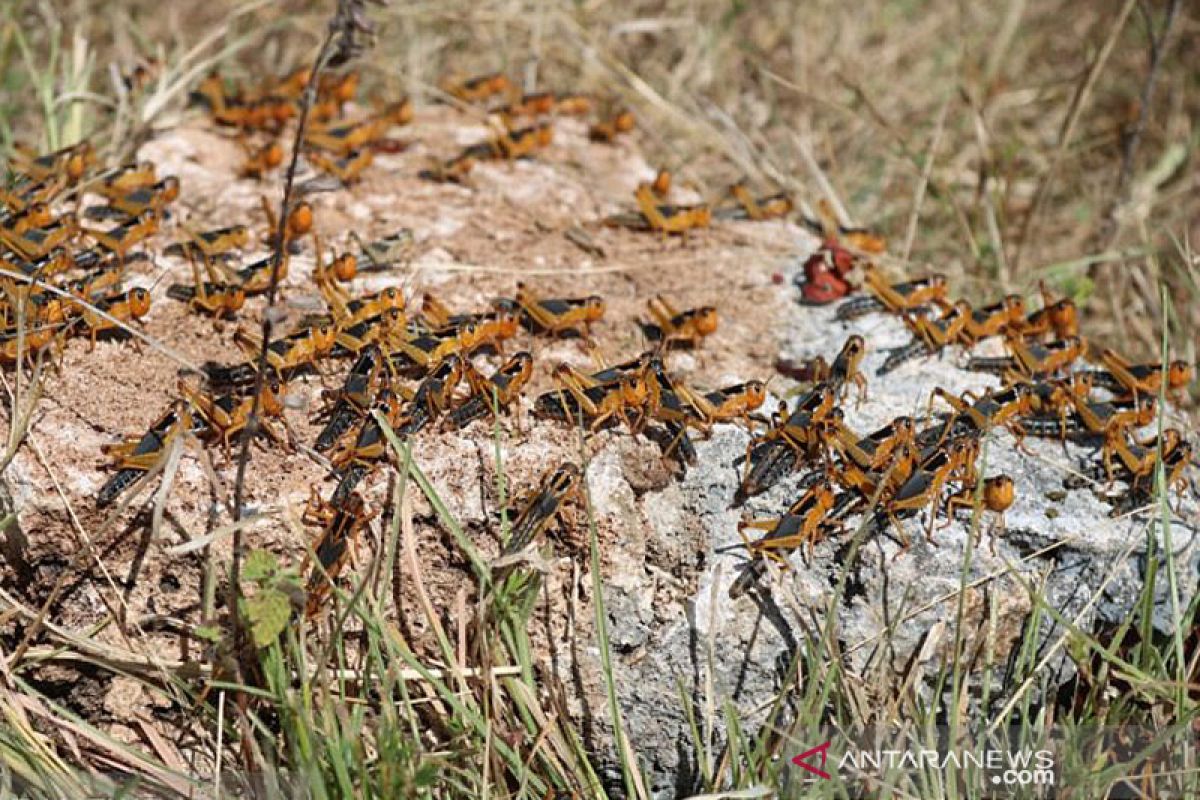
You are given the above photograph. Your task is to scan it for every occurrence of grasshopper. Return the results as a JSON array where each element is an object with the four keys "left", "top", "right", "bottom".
[
  {"left": 235, "top": 254, "right": 289, "bottom": 295},
  {"left": 730, "top": 478, "right": 838, "bottom": 598},
  {"left": 1, "top": 202, "right": 54, "bottom": 235},
  {"left": 501, "top": 463, "right": 582, "bottom": 559},
  {"left": 1018, "top": 282, "right": 1079, "bottom": 340},
  {"left": 329, "top": 390, "right": 407, "bottom": 503},
  {"left": 10, "top": 141, "right": 94, "bottom": 184},
  {"left": 443, "top": 72, "right": 513, "bottom": 104},
  {"left": 967, "top": 336, "right": 1087, "bottom": 381},
  {"left": 878, "top": 300, "right": 970, "bottom": 376},
  {"left": 836, "top": 266, "right": 947, "bottom": 320},
  {"left": 331, "top": 308, "right": 408, "bottom": 357},
  {"left": 239, "top": 141, "right": 284, "bottom": 179},
  {"left": 1088, "top": 348, "right": 1193, "bottom": 401},
  {"left": 644, "top": 295, "right": 718, "bottom": 348},
  {"left": 718, "top": 184, "right": 794, "bottom": 221},
  {"left": 94, "top": 177, "right": 180, "bottom": 219},
  {"left": 514, "top": 283, "right": 605, "bottom": 338},
  {"left": 961, "top": 294, "right": 1026, "bottom": 345},
  {"left": 537, "top": 363, "right": 650, "bottom": 432},
  {"left": 395, "top": 355, "right": 466, "bottom": 436},
  {"left": 303, "top": 99, "right": 413, "bottom": 154},
  {"left": 180, "top": 378, "right": 289, "bottom": 458},
  {"left": 315, "top": 347, "right": 383, "bottom": 452},
  {"left": 72, "top": 287, "right": 153, "bottom": 348},
  {"left": 95, "top": 162, "right": 159, "bottom": 199},
  {"left": 588, "top": 110, "right": 635, "bottom": 142},
  {"left": 883, "top": 434, "right": 980, "bottom": 546},
  {"left": 163, "top": 224, "right": 250, "bottom": 263},
  {"left": 2, "top": 215, "right": 80, "bottom": 262},
  {"left": 630, "top": 183, "right": 711, "bottom": 236},
  {"left": 234, "top": 323, "right": 338, "bottom": 377},
  {"left": 447, "top": 351, "right": 534, "bottom": 430},
  {"left": 307, "top": 148, "right": 374, "bottom": 185},
  {"left": 97, "top": 404, "right": 193, "bottom": 507},
  {"left": 302, "top": 491, "right": 374, "bottom": 617},
  {"left": 831, "top": 415, "right": 918, "bottom": 473},
  {"left": 167, "top": 257, "right": 245, "bottom": 318}
]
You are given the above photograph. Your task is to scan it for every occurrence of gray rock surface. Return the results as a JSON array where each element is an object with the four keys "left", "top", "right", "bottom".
[{"left": 581, "top": 249, "right": 1199, "bottom": 796}]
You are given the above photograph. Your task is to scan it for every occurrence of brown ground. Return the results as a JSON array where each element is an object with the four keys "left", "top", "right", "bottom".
[{"left": 2, "top": 104, "right": 809, "bottom": 737}]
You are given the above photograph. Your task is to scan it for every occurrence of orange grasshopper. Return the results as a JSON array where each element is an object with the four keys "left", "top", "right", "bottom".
[
  {"left": 644, "top": 295, "right": 718, "bottom": 348},
  {"left": 716, "top": 183, "right": 794, "bottom": 221},
  {"left": 442, "top": 72, "right": 513, "bottom": 104},
  {"left": 303, "top": 99, "right": 413, "bottom": 155},
  {"left": 836, "top": 266, "right": 947, "bottom": 321},
  {"left": 500, "top": 463, "right": 582, "bottom": 559},
  {"left": 302, "top": 491, "right": 375, "bottom": 617},
  {"left": 179, "top": 378, "right": 289, "bottom": 459},
  {"left": 97, "top": 403, "right": 194, "bottom": 507},
  {"left": 239, "top": 141, "right": 284, "bottom": 179},
  {"left": 447, "top": 351, "right": 534, "bottom": 430},
  {"left": 71, "top": 287, "right": 153, "bottom": 348},
  {"left": 514, "top": 284, "right": 605, "bottom": 339},
  {"left": 538, "top": 363, "right": 651, "bottom": 433},
  {"left": 589, "top": 110, "right": 635, "bottom": 143},
  {"left": 628, "top": 183, "right": 711, "bottom": 236},
  {"left": 730, "top": 478, "right": 839, "bottom": 597}
]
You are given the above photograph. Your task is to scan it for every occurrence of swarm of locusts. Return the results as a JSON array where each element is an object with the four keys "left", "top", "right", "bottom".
[
  {"left": 1, "top": 65, "right": 1193, "bottom": 616},
  {"left": 731, "top": 263, "right": 1194, "bottom": 596}
]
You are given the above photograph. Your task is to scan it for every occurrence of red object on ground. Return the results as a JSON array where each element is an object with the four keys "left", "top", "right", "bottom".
[{"left": 799, "top": 240, "right": 856, "bottom": 304}]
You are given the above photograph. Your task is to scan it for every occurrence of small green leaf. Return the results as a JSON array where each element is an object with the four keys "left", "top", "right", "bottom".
[
  {"left": 244, "top": 589, "right": 291, "bottom": 648},
  {"left": 193, "top": 624, "right": 222, "bottom": 643},
  {"left": 1065, "top": 633, "right": 1088, "bottom": 667},
  {"left": 243, "top": 549, "right": 278, "bottom": 583},
  {"left": 414, "top": 763, "right": 439, "bottom": 787}
]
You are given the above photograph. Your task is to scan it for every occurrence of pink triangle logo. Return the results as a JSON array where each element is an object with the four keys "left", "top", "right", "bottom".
[{"left": 791, "top": 741, "right": 832, "bottom": 779}]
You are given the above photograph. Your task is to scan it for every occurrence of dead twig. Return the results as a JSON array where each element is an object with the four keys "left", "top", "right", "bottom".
[
  {"left": 1011, "top": 0, "right": 1137, "bottom": 272},
  {"left": 1095, "top": 0, "right": 1183, "bottom": 251},
  {"left": 226, "top": 0, "right": 385, "bottom": 743}
]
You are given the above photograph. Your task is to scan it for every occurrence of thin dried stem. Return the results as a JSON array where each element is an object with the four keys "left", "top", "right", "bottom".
[
  {"left": 1011, "top": 0, "right": 1137, "bottom": 272},
  {"left": 1096, "top": 0, "right": 1183, "bottom": 250},
  {"left": 227, "top": 0, "right": 384, "bottom": 688}
]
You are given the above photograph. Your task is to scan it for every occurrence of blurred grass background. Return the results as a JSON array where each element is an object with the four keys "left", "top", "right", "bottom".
[{"left": 2, "top": 0, "right": 1196, "bottom": 375}]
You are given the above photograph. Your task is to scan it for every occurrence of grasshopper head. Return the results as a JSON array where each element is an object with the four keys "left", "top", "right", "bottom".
[
  {"left": 287, "top": 202, "right": 314, "bottom": 238},
  {"left": 159, "top": 176, "right": 182, "bottom": 203},
  {"left": 573, "top": 295, "right": 603, "bottom": 323},
  {"left": 261, "top": 380, "right": 287, "bottom": 416},
  {"left": 332, "top": 253, "right": 358, "bottom": 282},
  {"left": 128, "top": 287, "right": 152, "bottom": 319},
  {"left": 1048, "top": 299, "right": 1079, "bottom": 337},
  {"left": 311, "top": 323, "right": 337, "bottom": 353},
  {"left": 1003, "top": 294, "right": 1026, "bottom": 321},
  {"left": 1167, "top": 361, "right": 1193, "bottom": 391},
  {"left": 222, "top": 286, "right": 247, "bottom": 313},
  {"left": 984, "top": 476, "right": 1015, "bottom": 513},
  {"left": 693, "top": 306, "right": 719, "bottom": 336},
  {"left": 742, "top": 380, "right": 768, "bottom": 411}
]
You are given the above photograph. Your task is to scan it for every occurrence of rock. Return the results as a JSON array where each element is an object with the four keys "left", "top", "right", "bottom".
[{"left": 582, "top": 263, "right": 1199, "bottom": 795}]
